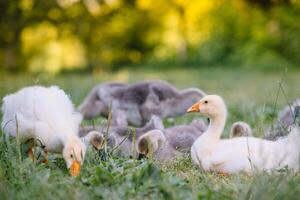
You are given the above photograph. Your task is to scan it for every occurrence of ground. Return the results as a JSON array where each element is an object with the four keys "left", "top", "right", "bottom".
[{"left": 0, "top": 67, "right": 299, "bottom": 199}]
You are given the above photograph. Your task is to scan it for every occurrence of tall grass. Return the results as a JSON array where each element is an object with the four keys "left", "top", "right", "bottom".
[{"left": 0, "top": 67, "right": 299, "bottom": 199}]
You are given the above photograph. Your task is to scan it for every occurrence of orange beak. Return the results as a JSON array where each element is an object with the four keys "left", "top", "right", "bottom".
[
  {"left": 187, "top": 102, "right": 201, "bottom": 113},
  {"left": 70, "top": 160, "right": 81, "bottom": 177}
]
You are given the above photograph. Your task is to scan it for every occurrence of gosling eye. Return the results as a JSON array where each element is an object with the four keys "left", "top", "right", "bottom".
[
  {"left": 204, "top": 100, "right": 208, "bottom": 104},
  {"left": 70, "top": 154, "right": 74, "bottom": 158}
]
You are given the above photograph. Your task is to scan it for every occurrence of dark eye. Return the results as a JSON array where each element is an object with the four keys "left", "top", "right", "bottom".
[
  {"left": 70, "top": 154, "right": 73, "bottom": 158},
  {"left": 204, "top": 100, "right": 208, "bottom": 104}
]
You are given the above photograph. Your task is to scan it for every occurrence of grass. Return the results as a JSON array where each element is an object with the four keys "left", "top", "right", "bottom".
[{"left": 0, "top": 67, "right": 300, "bottom": 199}]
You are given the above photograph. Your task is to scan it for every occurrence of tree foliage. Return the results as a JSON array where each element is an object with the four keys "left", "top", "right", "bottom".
[{"left": 0, "top": 0, "right": 299, "bottom": 73}]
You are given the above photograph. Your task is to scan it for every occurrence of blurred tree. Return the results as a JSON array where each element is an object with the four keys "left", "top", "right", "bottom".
[
  {"left": 0, "top": 0, "right": 24, "bottom": 70},
  {"left": 245, "top": 0, "right": 292, "bottom": 10},
  {"left": 0, "top": 0, "right": 299, "bottom": 73}
]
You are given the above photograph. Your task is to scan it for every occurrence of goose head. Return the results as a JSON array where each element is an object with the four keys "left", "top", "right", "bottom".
[
  {"left": 84, "top": 131, "right": 104, "bottom": 150},
  {"left": 230, "top": 121, "right": 253, "bottom": 137},
  {"left": 136, "top": 129, "right": 166, "bottom": 159},
  {"left": 63, "top": 137, "right": 86, "bottom": 177},
  {"left": 187, "top": 95, "right": 227, "bottom": 119}
]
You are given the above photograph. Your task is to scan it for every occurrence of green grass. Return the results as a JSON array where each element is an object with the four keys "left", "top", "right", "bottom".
[{"left": 0, "top": 67, "right": 300, "bottom": 199}]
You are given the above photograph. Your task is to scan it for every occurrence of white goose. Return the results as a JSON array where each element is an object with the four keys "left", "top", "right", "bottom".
[
  {"left": 1, "top": 86, "right": 86, "bottom": 176},
  {"left": 187, "top": 95, "right": 300, "bottom": 174}
]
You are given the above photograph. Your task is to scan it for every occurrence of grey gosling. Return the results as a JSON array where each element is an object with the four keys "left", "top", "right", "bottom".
[
  {"left": 275, "top": 99, "right": 300, "bottom": 134},
  {"left": 81, "top": 131, "right": 104, "bottom": 150},
  {"left": 78, "top": 81, "right": 205, "bottom": 127},
  {"left": 136, "top": 119, "right": 207, "bottom": 161},
  {"left": 266, "top": 99, "right": 300, "bottom": 140},
  {"left": 79, "top": 116, "right": 164, "bottom": 157},
  {"left": 230, "top": 121, "right": 253, "bottom": 138}
]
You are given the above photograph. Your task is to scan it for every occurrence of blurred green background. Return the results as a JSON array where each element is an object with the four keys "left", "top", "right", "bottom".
[{"left": 1, "top": 0, "right": 300, "bottom": 74}]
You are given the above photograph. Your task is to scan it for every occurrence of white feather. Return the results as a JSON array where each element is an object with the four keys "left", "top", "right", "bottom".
[
  {"left": 190, "top": 95, "right": 300, "bottom": 174},
  {"left": 1, "top": 85, "right": 86, "bottom": 168}
]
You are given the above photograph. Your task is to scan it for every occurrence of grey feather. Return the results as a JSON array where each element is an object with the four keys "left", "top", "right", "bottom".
[
  {"left": 78, "top": 81, "right": 205, "bottom": 127},
  {"left": 79, "top": 116, "right": 164, "bottom": 157},
  {"left": 266, "top": 99, "right": 300, "bottom": 140},
  {"left": 138, "top": 119, "right": 207, "bottom": 161}
]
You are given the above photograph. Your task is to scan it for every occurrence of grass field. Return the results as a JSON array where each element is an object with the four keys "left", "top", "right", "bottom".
[{"left": 0, "top": 67, "right": 300, "bottom": 199}]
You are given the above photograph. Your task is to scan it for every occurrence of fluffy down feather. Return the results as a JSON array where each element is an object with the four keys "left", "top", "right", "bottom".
[{"left": 1, "top": 86, "right": 86, "bottom": 175}]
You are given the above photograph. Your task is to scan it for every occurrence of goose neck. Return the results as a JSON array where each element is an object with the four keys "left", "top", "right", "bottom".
[{"left": 204, "top": 114, "right": 226, "bottom": 141}]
